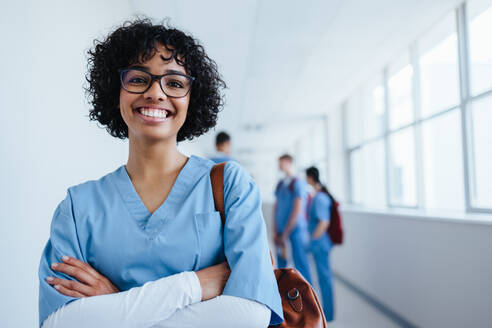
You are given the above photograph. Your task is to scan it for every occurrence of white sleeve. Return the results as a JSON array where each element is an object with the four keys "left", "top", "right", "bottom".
[
  {"left": 152, "top": 295, "right": 271, "bottom": 328},
  {"left": 41, "top": 271, "right": 202, "bottom": 328}
]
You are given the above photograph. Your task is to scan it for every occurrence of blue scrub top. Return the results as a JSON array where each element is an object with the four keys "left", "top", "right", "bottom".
[
  {"left": 209, "top": 152, "right": 233, "bottom": 164},
  {"left": 38, "top": 156, "right": 283, "bottom": 327},
  {"left": 274, "top": 177, "right": 308, "bottom": 232},
  {"left": 308, "top": 191, "right": 333, "bottom": 247},
  {"left": 210, "top": 156, "right": 231, "bottom": 163}
]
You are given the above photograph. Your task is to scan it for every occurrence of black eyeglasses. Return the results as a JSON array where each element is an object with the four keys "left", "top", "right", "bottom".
[{"left": 118, "top": 67, "right": 195, "bottom": 98}]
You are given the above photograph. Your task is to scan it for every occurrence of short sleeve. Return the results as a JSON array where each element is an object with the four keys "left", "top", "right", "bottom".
[
  {"left": 313, "top": 193, "right": 332, "bottom": 222},
  {"left": 38, "top": 188, "right": 86, "bottom": 327},
  {"left": 292, "top": 179, "right": 305, "bottom": 198},
  {"left": 221, "top": 161, "right": 284, "bottom": 325}
]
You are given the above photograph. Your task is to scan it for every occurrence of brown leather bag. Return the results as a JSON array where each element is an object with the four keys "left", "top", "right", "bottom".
[{"left": 210, "top": 163, "right": 327, "bottom": 328}]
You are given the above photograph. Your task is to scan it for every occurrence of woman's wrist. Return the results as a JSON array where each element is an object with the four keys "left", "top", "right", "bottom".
[{"left": 186, "top": 271, "right": 203, "bottom": 304}]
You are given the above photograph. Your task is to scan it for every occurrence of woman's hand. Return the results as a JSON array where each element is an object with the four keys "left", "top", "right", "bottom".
[
  {"left": 195, "top": 262, "right": 231, "bottom": 301},
  {"left": 46, "top": 256, "right": 119, "bottom": 298}
]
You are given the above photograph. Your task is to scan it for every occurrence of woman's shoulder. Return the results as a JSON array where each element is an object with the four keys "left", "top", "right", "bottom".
[
  {"left": 66, "top": 165, "right": 122, "bottom": 199},
  {"left": 49, "top": 166, "right": 122, "bottom": 230},
  {"left": 193, "top": 155, "right": 254, "bottom": 196},
  {"left": 315, "top": 191, "right": 332, "bottom": 204},
  {"left": 193, "top": 155, "right": 251, "bottom": 183}
]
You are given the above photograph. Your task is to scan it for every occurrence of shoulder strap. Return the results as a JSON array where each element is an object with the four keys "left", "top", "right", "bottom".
[
  {"left": 210, "top": 162, "right": 275, "bottom": 267},
  {"left": 210, "top": 162, "right": 226, "bottom": 226},
  {"left": 275, "top": 180, "right": 282, "bottom": 193},
  {"left": 288, "top": 177, "right": 298, "bottom": 192}
]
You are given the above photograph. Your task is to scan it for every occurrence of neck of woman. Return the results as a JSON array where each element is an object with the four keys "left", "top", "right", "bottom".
[{"left": 126, "top": 134, "right": 188, "bottom": 181}]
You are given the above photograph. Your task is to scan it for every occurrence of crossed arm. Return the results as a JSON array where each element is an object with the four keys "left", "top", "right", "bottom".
[{"left": 41, "top": 257, "right": 270, "bottom": 328}]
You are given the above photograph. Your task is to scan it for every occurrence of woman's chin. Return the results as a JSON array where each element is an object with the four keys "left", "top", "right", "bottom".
[{"left": 131, "top": 128, "right": 177, "bottom": 143}]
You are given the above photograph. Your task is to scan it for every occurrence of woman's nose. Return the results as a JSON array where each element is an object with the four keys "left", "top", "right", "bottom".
[{"left": 143, "top": 78, "right": 167, "bottom": 101}]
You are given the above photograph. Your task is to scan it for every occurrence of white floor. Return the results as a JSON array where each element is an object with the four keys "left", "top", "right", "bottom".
[
  {"left": 327, "top": 278, "right": 399, "bottom": 328},
  {"left": 270, "top": 245, "right": 400, "bottom": 327}
]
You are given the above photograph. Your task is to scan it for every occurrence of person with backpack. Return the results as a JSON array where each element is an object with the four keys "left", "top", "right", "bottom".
[
  {"left": 305, "top": 166, "right": 339, "bottom": 322},
  {"left": 273, "top": 154, "right": 313, "bottom": 284}
]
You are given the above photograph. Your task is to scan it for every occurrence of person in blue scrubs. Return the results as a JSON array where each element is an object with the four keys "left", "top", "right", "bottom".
[
  {"left": 305, "top": 166, "right": 335, "bottom": 322},
  {"left": 273, "top": 154, "right": 312, "bottom": 284},
  {"left": 38, "top": 18, "right": 283, "bottom": 327},
  {"left": 209, "top": 131, "right": 234, "bottom": 163}
]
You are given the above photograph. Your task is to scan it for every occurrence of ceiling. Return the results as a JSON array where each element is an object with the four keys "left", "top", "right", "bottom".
[{"left": 129, "top": 0, "right": 463, "bottom": 155}]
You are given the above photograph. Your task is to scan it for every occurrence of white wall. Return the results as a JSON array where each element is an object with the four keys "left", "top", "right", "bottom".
[
  {"left": 333, "top": 209, "right": 492, "bottom": 328},
  {"left": 0, "top": 1, "right": 134, "bottom": 326}
]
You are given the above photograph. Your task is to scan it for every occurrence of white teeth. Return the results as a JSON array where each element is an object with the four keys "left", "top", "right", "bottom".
[{"left": 140, "top": 108, "right": 168, "bottom": 118}]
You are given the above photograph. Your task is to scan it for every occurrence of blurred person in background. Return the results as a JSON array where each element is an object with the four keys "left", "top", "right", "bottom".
[
  {"left": 305, "top": 166, "right": 335, "bottom": 322},
  {"left": 273, "top": 154, "right": 312, "bottom": 284},
  {"left": 209, "top": 131, "right": 233, "bottom": 163}
]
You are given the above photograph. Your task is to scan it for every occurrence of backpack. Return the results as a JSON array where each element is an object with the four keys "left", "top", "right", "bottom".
[
  {"left": 275, "top": 177, "right": 297, "bottom": 194},
  {"left": 211, "top": 163, "right": 327, "bottom": 328},
  {"left": 325, "top": 193, "right": 343, "bottom": 245}
]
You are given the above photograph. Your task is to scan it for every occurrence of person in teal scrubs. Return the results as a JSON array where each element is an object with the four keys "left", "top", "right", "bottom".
[
  {"left": 305, "top": 166, "right": 335, "bottom": 322},
  {"left": 38, "top": 18, "right": 283, "bottom": 327},
  {"left": 273, "top": 154, "right": 312, "bottom": 284}
]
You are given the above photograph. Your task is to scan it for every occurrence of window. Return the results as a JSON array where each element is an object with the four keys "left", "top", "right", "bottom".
[
  {"left": 419, "top": 11, "right": 460, "bottom": 117},
  {"left": 346, "top": 91, "right": 364, "bottom": 148},
  {"left": 341, "top": 2, "right": 492, "bottom": 215},
  {"left": 422, "top": 110, "right": 465, "bottom": 211},
  {"left": 388, "top": 55, "right": 414, "bottom": 130},
  {"left": 350, "top": 148, "right": 363, "bottom": 204},
  {"left": 363, "top": 77, "right": 385, "bottom": 140},
  {"left": 468, "top": 0, "right": 492, "bottom": 95},
  {"left": 470, "top": 95, "right": 492, "bottom": 208},
  {"left": 388, "top": 128, "right": 417, "bottom": 207},
  {"left": 361, "top": 140, "right": 386, "bottom": 208}
]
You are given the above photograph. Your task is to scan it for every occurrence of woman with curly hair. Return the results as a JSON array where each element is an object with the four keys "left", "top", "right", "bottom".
[{"left": 38, "top": 18, "right": 283, "bottom": 328}]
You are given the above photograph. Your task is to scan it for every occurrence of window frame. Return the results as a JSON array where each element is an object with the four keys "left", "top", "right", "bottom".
[{"left": 344, "top": 2, "right": 492, "bottom": 214}]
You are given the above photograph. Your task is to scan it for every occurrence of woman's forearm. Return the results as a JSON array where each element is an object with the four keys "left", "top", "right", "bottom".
[
  {"left": 41, "top": 271, "right": 202, "bottom": 328},
  {"left": 153, "top": 295, "right": 271, "bottom": 328},
  {"left": 312, "top": 220, "right": 330, "bottom": 239}
]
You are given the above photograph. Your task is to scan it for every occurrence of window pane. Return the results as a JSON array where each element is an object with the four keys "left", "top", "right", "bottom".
[
  {"left": 363, "top": 77, "right": 385, "bottom": 140},
  {"left": 310, "top": 121, "right": 326, "bottom": 163},
  {"left": 346, "top": 91, "right": 364, "bottom": 148},
  {"left": 361, "top": 140, "right": 386, "bottom": 208},
  {"left": 470, "top": 95, "right": 492, "bottom": 208},
  {"left": 468, "top": 1, "right": 492, "bottom": 95},
  {"left": 350, "top": 149, "right": 363, "bottom": 204},
  {"left": 389, "top": 128, "right": 417, "bottom": 206},
  {"left": 419, "top": 11, "right": 460, "bottom": 117},
  {"left": 388, "top": 55, "right": 414, "bottom": 130},
  {"left": 422, "top": 109, "right": 464, "bottom": 211}
]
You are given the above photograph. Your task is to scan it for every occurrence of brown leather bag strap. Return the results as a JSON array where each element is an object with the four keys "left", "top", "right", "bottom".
[
  {"left": 210, "top": 162, "right": 275, "bottom": 267},
  {"left": 210, "top": 162, "right": 226, "bottom": 226}
]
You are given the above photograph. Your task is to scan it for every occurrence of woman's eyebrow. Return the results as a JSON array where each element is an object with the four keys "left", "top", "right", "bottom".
[
  {"left": 164, "top": 69, "right": 186, "bottom": 75},
  {"left": 128, "top": 65, "right": 185, "bottom": 75}
]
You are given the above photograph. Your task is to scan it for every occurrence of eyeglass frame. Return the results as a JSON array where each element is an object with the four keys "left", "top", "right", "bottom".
[{"left": 117, "top": 67, "right": 195, "bottom": 98}]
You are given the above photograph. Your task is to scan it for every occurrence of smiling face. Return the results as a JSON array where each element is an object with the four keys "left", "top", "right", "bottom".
[{"left": 119, "top": 44, "right": 190, "bottom": 142}]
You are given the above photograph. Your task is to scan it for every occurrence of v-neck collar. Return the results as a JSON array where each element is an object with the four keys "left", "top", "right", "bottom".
[{"left": 110, "top": 155, "right": 211, "bottom": 237}]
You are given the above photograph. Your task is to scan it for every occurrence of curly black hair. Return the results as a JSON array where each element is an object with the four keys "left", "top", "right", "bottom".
[{"left": 85, "top": 17, "right": 226, "bottom": 142}]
